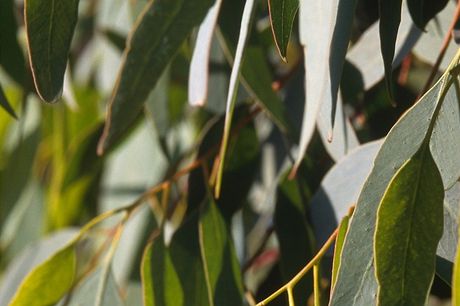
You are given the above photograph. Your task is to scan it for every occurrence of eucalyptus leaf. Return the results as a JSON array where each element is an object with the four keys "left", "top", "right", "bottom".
[
  {"left": 199, "top": 200, "right": 244, "bottom": 306},
  {"left": 407, "top": 0, "right": 449, "bottom": 30},
  {"left": 330, "top": 52, "right": 460, "bottom": 305},
  {"left": 331, "top": 214, "right": 350, "bottom": 292},
  {"left": 25, "top": 0, "right": 80, "bottom": 102},
  {"left": 0, "top": 84, "right": 17, "bottom": 119},
  {"left": 8, "top": 244, "right": 76, "bottom": 306},
  {"left": 97, "top": 0, "right": 214, "bottom": 154},
  {"left": 268, "top": 0, "right": 299, "bottom": 61},
  {"left": 374, "top": 146, "right": 444, "bottom": 306},
  {"left": 188, "top": 0, "right": 223, "bottom": 107},
  {"left": 378, "top": 0, "right": 403, "bottom": 100},
  {"left": 293, "top": 0, "right": 357, "bottom": 173}
]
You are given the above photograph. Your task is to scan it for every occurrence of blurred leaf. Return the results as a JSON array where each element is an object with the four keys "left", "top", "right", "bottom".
[
  {"left": 330, "top": 54, "right": 460, "bottom": 305},
  {"left": 170, "top": 213, "right": 210, "bottom": 306},
  {"left": 199, "top": 200, "right": 244, "bottom": 306},
  {"left": 25, "top": 0, "right": 80, "bottom": 102},
  {"left": 8, "top": 244, "right": 76, "bottom": 306},
  {"left": 436, "top": 256, "right": 453, "bottom": 286},
  {"left": 293, "top": 0, "right": 357, "bottom": 173},
  {"left": 218, "top": 0, "right": 292, "bottom": 135},
  {"left": 97, "top": 0, "right": 214, "bottom": 154},
  {"left": 188, "top": 0, "right": 223, "bottom": 107},
  {"left": 0, "top": 230, "right": 78, "bottom": 305},
  {"left": 141, "top": 237, "right": 183, "bottom": 306},
  {"left": 215, "top": 0, "right": 256, "bottom": 197},
  {"left": 66, "top": 267, "right": 125, "bottom": 306},
  {"left": 438, "top": 182, "right": 460, "bottom": 263},
  {"left": 413, "top": 0, "right": 457, "bottom": 70},
  {"left": 374, "top": 146, "right": 444, "bottom": 305},
  {"left": 0, "top": 0, "right": 26, "bottom": 86},
  {"left": 187, "top": 107, "right": 260, "bottom": 219},
  {"left": 331, "top": 214, "right": 350, "bottom": 291},
  {"left": 378, "top": 0, "right": 402, "bottom": 100},
  {"left": 0, "top": 84, "right": 17, "bottom": 119},
  {"left": 268, "top": 0, "right": 299, "bottom": 61},
  {"left": 274, "top": 173, "right": 314, "bottom": 306},
  {"left": 311, "top": 140, "right": 382, "bottom": 245},
  {"left": 145, "top": 67, "right": 171, "bottom": 138},
  {"left": 407, "top": 0, "right": 449, "bottom": 30}
]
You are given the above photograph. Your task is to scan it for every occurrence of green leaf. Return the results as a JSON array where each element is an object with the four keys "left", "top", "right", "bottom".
[
  {"left": 407, "top": 0, "right": 449, "bottom": 30},
  {"left": 293, "top": 0, "right": 357, "bottom": 174},
  {"left": 188, "top": 0, "right": 224, "bottom": 106},
  {"left": 274, "top": 174, "right": 314, "bottom": 306},
  {"left": 170, "top": 213, "right": 211, "bottom": 306},
  {"left": 453, "top": 243, "right": 460, "bottom": 304},
  {"left": 8, "top": 244, "right": 76, "bottom": 306},
  {"left": 378, "top": 0, "right": 402, "bottom": 100},
  {"left": 330, "top": 52, "right": 460, "bottom": 305},
  {"left": 141, "top": 237, "right": 183, "bottom": 306},
  {"left": 331, "top": 214, "right": 350, "bottom": 291},
  {"left": 0, "top": 0, "right": 26, "bottom": 86},
  {"left": 199, "top": 200, "right": 244, "bottom": 306},
  {"left": 268, "top": 0, "right": 299, "bottom": 61},
  {"left": 25, "top": 0, "right": 80, "bottom": 102},
  {"left": 0, "top": 84, "right": 17, "bottom": 119},
  {"left": 374, "top": 146, "right": 444, "bottom": 305},
  {"left": 97, "top": 0, "right": 214, "bottom": 154}
]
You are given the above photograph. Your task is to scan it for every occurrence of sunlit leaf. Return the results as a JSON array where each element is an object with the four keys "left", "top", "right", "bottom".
[
  {"left": 331, "top": 214, "right": 350, "bottom": 291},
  {"left": 374, "top": 146, "right": 444, "bottom": 305},
  {"left": 215, "top": 0, "right": 256, "bottom": 197},
  {"left": 25, "top": 0, "right": 80, "bottom": 102},
  {"left": 330, "top": 52, "right": 460, "bottom": 305},
  {"left": 293, "top": 0, "right": 357, "bottom": 174},
  {"left": 0, "top": 84, "right": 17, "bottom": 119},
  {"left": 8, "top": 244, "right": 76, "bottom": 306},
  {"left": 188, "top": 0, "right": 223, "bottom": 107},
  {"left": 268, "top": 0, "right": 299, "bottom": 61},
  {"left": 97, "top": 0, "right": 214, "bottom": 154}
]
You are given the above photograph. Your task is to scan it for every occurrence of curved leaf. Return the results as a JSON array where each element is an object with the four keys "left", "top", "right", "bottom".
[
  {"left": 268, "top": 0, "right": 299, "bottom": 61},
  {"left": 25, "top": 0, "right": 80, "bottom": 102},
  {"left": 374, "top": 146, "right": 444, "bottom": 305},
  {"left": 8, "top": 244, "right": 76, "bottom": 306},
  {"left": 97, "top": 0, "right": 214, "bottom": 154},
  {"left": 293, "top": 0, "right": 357, "bottom": 173},
  {"left": 407, "top": 0, "right": 449, "bottom": 30},
  {"left": 0, "top": 84, "right": 17, "bottom": 119},
  {"left": 330, "top": 52, "right": 460, "bottom": 305},
  {"left": 188, "top": 0, "right": 223, "bottom": 107},
  {"left": 378, "top": 0, "right": 403, "bottom": 100}
]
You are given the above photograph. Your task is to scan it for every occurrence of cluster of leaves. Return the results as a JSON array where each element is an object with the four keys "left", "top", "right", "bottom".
[{"left": 1, "top": 0, "right": 460, "bottom": 305}]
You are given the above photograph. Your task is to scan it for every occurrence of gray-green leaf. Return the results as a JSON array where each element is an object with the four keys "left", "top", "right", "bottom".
[
  {"left": 25, "top": 0, "right": 80, "bottom": 102},
  {"left": 268, "top": 0, "right": 299, "bottom": 61},
  {"left": 97, "top": 0, "right": 214, "bottom": 154},
  {"left": 374, "top": 146, "right": 444, "bottom": 305}
]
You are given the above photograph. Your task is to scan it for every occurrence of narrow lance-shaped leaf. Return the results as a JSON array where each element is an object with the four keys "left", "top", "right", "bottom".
[
  {"left": 214, "top": 0, "right": 256, "bottom": 197},
  {"left": 331, "top": 213, "right": 351, "bottom": 291},
  {"left": 374, "top": 145, "right": 444, "bottom": 305},
  {"left": 97, "top": 0, "right": 214, "bottom": 154},
  {"left": 453, "top": 232, "right": 460, "bottom": 304},
  {"left": 292, "top": 0, "right": 357, "bottom": 176},
  {"left": 268, "top": 0, "right": 299, "bottom": 61},
  {"left": 188, "top": 0, "right": 223, "bottom": 107},
  {"left": 0, "top": 84, "right": 17, "bottom": 119},
  {"left": 407, "top": 0, "right": 449, "bottom": 30},
  {"left": 25, "top": 0, "right": 80, "bottom": 102},
  {"left": 378, "top": 0, "right": 402, "bottom": 101},
  {"left": 8, "top": 244, "right": 76, "bottom": 306},
  {"left": 330, "top": 50, "right": 460, "bottom": 306},
  {"left": 199, "top": 200, "right": 244, "bottom": 306}
]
